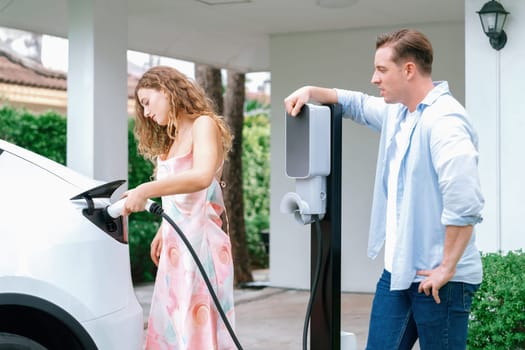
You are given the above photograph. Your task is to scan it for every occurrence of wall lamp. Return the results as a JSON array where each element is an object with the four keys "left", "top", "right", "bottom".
[{"left": 477, "top": 0, "right": 510, "bottom": 50}]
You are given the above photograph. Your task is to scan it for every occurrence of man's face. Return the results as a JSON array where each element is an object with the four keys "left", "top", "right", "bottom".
[{"left": 371, "top": 46, "right": 407, "bottom": 105}]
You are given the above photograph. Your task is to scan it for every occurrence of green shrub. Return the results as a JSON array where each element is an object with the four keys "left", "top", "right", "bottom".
[
  {"left": 0, "top": 105, "right": 19, "bottom": 141},
  {"left": 242, "top": 113, "right": 270, "bottom": 268},
  {"left": 0, "top": 106, "right": 66, "bottom": 164},
  {"left": 128, "top": 211, "right": 160, "bottom": 283},
  {"left": 468, "top": 250, "right": 525, "bottom": 349},
  {"left": 126, "top": 118, "right": 160, "bottom": 283},
  {"left": 127, "top": 118, "right": 154, "bottom": 190}
]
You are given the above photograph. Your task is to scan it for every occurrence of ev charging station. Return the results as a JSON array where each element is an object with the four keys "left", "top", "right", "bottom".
[
  {"left": 281, "top": 104, "right": 331, "bottom": 225},
  {"left": 281, "top": 104, "right": 356, "bottom": 350}
]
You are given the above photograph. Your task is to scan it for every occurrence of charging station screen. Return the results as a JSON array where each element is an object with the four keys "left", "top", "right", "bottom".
[{"left": 286, "top": 109, "right": 310, "bottom": 178}]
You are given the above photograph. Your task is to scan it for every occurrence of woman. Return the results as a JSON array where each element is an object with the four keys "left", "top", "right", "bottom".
[{"left": 122, "top": 66, "right": 236, "bottom": 349}]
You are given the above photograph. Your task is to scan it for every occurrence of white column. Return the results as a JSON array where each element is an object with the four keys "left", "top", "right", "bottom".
[
  {"left": 466, "top": 0, "right": 525, "bottom": 252},
  {"left": 499, "top": 0, "right": 525, "bottom": 251},
  {"left": 67, "top": 0, "right": 128, "bottom": 184}
]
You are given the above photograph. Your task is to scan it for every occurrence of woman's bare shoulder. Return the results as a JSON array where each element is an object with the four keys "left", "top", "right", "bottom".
[{"left": 193, "top": 115, "right": 218, "bottom": 130}]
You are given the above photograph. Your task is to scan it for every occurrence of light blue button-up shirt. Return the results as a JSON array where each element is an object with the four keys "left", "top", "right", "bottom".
[{"left": 336, "top": 81, "right": 484, "bottom": 290}]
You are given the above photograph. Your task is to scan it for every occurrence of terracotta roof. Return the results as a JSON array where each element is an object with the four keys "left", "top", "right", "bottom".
[
  {"left": 0, "top": 47, "right": 67, "bottom": 90},
  {"left": 0, "top": 47, "right": 139, "bottom": 98}
]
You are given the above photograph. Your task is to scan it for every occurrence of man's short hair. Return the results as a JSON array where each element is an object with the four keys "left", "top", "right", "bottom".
[{"left": 376, "top": 29, "right": 433, "bottom": 75}]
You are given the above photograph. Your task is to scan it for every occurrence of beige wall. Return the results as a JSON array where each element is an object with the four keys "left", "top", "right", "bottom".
[
  {"left": 0, "top": 83, "right": 136, "bottom": 117},
  {"left": 0, "top": 83, "right": 67, "bottom": 115},
  {"left": 269, "top": 22, "right": 465, "bottom": 292}
]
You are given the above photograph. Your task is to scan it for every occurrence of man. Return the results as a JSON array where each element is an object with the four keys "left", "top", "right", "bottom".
[{"left": 284, "top": 29, "right": 484, "bottom": 349}]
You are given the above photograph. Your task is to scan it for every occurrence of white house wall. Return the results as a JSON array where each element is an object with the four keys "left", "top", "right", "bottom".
[
  {"left": 466, "top": 0, "right": 525, "bottom": 253},
  {"left": 269, "top": 22, "right": 466, "bottom": 292}
]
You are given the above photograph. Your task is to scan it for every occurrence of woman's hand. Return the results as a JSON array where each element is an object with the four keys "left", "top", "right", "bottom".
[
  {"left": 150, "top": 228, "right": 163, "bottom": 267},
  {"left": 121, "top": 185, "right": 149, "bottom": 216}
]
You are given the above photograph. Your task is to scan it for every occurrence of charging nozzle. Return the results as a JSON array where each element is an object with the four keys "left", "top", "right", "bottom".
[
  {"left": 280, "top": 177, "right": 327, "bottom": 225},
  {"left": 105, "top": 198, "right": 160, "bottom": 218}
]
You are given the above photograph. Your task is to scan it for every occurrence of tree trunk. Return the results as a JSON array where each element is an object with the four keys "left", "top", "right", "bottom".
[
  {"left": 223, "top": 70, "right": 253, "bottom": 285},
  {"left": 194, "top": 63, "right": 223, "bottom": 115},
  {"left": 194, "top": 64, "right": 252, "bottom": 285}
]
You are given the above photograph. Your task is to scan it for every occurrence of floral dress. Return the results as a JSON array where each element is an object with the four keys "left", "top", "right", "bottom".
[{"left": 145, "top": 151, "right": 236, "bottom": 350}]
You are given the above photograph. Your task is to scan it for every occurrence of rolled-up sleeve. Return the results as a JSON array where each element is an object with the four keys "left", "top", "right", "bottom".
[{"left": 430, "top": 114, "right": 484, "bottom": 226}]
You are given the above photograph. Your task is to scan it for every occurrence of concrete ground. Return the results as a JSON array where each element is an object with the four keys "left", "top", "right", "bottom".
[
  {"left": 233, "top": 287, "right": 374, "bottom": 349},
  {"left": 133, "top": 269, "right": 378, "bottom": 350}
]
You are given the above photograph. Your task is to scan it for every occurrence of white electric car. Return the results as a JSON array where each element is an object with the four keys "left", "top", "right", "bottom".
[{"left": 0, "top": 139, "right": 143, "bottom": 349}]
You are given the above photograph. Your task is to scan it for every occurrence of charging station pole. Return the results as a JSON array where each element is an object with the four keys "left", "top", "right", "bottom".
[{"left": 310, "top": 104, "right": 342, "bottom": 350}]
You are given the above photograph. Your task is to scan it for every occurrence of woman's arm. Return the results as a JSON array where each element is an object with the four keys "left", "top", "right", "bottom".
[
  {"left": 122, "top": 115, "right": 222, "bottom": 215},
  {"left": 150, "top": 225, "right": 163, "bottom": 266}
]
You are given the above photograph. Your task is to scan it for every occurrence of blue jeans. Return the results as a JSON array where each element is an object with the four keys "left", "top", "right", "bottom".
[{"left": 366, "top": 270, "right": 479, "bottom": 350}]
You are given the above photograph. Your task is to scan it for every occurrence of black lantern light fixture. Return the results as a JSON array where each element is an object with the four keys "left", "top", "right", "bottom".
[{"left": 477, "top": 0, "right": 510, "bottom": 50}]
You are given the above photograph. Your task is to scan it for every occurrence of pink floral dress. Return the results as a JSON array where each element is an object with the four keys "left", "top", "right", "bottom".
[{"left": 145, "top": 151, "right": 236, "bottom": 350}]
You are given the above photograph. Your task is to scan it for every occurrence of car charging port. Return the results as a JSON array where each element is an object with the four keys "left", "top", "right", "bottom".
[
  {"left": 81, "top": 207, "right": 126, "bottom": 243},
  {"left": 70, "top": 180, "right": 128, "bottom": 243}
]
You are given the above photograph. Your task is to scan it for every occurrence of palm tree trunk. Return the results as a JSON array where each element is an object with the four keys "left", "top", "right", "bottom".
[
  {"left": 195, "top": 63, "right": 223, "bottom": 114},
  {"left": 223, "top": 70, "right": 252, "bottom": 285}
]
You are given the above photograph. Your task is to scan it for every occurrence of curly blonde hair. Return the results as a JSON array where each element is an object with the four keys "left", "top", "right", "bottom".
[{"left": 134, "top": 65, "right": 232, "bottom": 161}]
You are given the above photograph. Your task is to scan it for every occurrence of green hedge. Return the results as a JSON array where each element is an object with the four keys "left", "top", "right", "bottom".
[
  {"left": 0, "top": 104, "right": 270, "bottom": 282},
  {"left": 468, "top": 250, "right": 525, "bottom": 349},
  {"left": 126, "top": 118, "right": 159, "bottom": 283},
  {"left": 242, "top": 113, "right": 270, "bottom": 267},
  {"left": 0, "top": 106, "right": 66, "bottom": 164}
]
